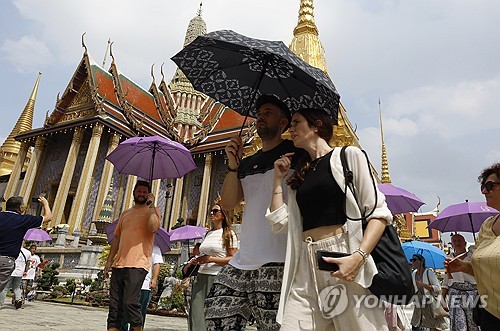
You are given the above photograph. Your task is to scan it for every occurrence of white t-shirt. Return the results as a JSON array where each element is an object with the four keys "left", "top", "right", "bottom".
[
  {"left": 23, "top": 254, "right": 41, "bottom": 280},
  {"left": 198, "top": 228, "right": 238, "bottom": 275},
  {"left": 142, "top": 245, "right": 163, "bottom": 290},
  {"left": 230, "top": 170, "right": 290, "bottom": 270},
  {"left": 12, "top": 248, "right": 32, "bottom": 277}
]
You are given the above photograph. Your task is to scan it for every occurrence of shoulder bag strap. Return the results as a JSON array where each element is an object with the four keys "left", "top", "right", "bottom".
[{"left": 340, "top": 146, "right": 378, "bottom": 222}]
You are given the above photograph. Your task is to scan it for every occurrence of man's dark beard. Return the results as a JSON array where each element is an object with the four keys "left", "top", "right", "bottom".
[
  {"left": 134, "top": 196, "right": 147, "bottom": 205},
  {"left": 257, "top": 123, "right": 280, "bottom": 140}
]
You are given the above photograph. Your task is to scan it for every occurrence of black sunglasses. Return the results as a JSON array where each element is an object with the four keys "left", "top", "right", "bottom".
[
  {"left": 409, "top": 258, "right": 418, "bottom": 262},
  {"left": 210, "top": 209, "right": 222, "bottom": 215},
  {"left": 481, "top": 181, "right": 500, "bottom": 192}
]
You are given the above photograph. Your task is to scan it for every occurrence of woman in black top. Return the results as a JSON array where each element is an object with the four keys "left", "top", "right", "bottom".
[{"left": 267, "top": 108, "right": 392, "bottom": 330}]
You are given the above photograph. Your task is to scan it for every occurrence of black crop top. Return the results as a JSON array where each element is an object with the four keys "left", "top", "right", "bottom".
[{"left": 296, "top": 150, "right": 347, "bottom": 231}]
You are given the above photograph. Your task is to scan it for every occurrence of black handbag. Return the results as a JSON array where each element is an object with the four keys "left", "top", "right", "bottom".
[
  {"left": 472, "top": 296, "right": 483, "bottom": 326},
  {"left": 340, "top": 146, "right": 414, "bottom": 305},
  {"left": 181, "top": 262, "right": 199, "bottom": 279}
]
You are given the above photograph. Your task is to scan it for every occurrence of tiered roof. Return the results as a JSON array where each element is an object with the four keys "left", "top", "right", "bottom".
[{"left": 15, "top": 38, "right": 254, "bottom": 156}]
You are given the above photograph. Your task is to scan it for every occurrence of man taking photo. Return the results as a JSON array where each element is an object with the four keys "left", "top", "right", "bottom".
[{"left": 0, "top": 196, "right": 52, "bottom": 293}]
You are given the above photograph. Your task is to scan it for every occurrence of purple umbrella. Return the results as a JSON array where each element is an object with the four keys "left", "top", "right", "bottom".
[
  {"left": 428, "top": 200, "right": 499, "bottom": 240},
  {"left": 378, "top": 183, "right": 425, "bottom": 215},
  {"left": 105, "top": 136, "right": 196, "bottom": 181},
  {"left": 24, "top": 228, "right": 52, "bottom": 242},
  {"left": 104, "top": 220, "right": 171, "bottom": 253},
  {"left": 169, "top": 225, "right": 207, "bottom": 242}
]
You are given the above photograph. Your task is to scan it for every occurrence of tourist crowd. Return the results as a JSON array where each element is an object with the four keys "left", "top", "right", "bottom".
[{"left": 1, "top": 95, "right": 499, "bottom": 331}]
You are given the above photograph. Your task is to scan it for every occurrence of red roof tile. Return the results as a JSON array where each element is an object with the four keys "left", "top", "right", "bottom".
[{"left": 119, "top": 74, "right": 162, "bottom": 122}]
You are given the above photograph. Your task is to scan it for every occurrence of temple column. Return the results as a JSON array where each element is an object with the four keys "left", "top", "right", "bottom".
[
  {"left": 163, "top": 181, "right": 174, "bottom": 229},
  {"left": 92, "top": 133, "right": 121, "bottom": 221},
  {"left": 152, "top": 179, "right": 161, "bottom": 205},
  {"left": 197, "top": 153, "right": 213, "bottom": 227},
  {"left": 51, "top": 127, "right": 84, "bottom": 226},
  {"left": 170, "top": 177, "right": 184, "bottom": 230},
  {"left": 67, "top": 124, "right": 104, "bottom": 234},
  {"left": 122, "top": 175, "right": 137, "bottom": 211},
  {"left": 3, "top": 142, "right": 29, "bottom": 203},
  {"left": 19, "top": 136, "right": 45, "bottom": 199}
]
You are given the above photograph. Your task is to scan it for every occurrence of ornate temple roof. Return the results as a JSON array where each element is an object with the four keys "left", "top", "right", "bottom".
[
  {"left": 15, "top": 6, "right": 253, "bottom": 157},
  {"left": 0, "top": 73, "right": 39, "bottom": 176},
  {"left": 15, "top": 49, "right": 173, "bottom": 143}
]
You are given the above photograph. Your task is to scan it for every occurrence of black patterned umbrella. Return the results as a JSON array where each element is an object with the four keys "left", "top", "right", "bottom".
[{"left": 171, "top": 30, "right": 340, "bottom": 124}]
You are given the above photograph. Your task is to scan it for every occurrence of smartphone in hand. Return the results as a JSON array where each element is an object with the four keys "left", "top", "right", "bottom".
[{"left": 316, "top": 250, "right": 351, "bottom": 271}]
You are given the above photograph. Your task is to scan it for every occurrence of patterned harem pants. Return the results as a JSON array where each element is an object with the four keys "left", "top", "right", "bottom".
[{"left": 205, "top": 263, "right": 284, "bottom": 331}]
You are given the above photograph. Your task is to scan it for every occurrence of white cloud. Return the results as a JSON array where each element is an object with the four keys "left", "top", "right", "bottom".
[
  {"left": 1, "top": 0, "right": 499, "bottom": 222},
  {"left": 486, "top": 149, "right": 500, "bottom": 164},
  {"left": 1, "top": 35, "right": 52, "bottom": 73},
  {"left": 382, "top": 78, "right": 500, "bottom": 139}
]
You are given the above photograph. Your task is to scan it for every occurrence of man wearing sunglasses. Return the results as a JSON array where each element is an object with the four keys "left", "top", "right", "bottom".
[{"left": 205, "top": 95, "right": 298, "bottom": 331}]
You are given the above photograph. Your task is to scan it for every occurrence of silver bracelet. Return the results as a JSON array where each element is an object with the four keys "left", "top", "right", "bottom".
[{"left": 354, "top": 247, "right": 369, "bottom": 262}]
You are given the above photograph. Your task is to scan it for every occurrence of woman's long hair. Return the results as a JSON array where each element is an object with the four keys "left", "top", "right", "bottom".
[
  {"left": 287, "top": 108, "right": 334, "bottom": 190},
  {"left": 212, "top": 203, "right": 234, "bottom": 250}
]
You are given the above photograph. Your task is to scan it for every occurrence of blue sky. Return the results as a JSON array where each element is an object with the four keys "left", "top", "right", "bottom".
[{"left": 1, "top": 0, "right": 499, "bottom": 242}]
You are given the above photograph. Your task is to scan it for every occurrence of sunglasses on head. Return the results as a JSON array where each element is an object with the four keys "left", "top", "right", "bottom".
[
  {"left": 481, "top": 181, "right": 500, "bottom": 192},
  {"left": 210, "top": 209, "right": 222, "bottom": 215}
]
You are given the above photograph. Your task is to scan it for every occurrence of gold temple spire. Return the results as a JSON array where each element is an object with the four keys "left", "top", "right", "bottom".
[
  {"left": 379, "top": 98, "right": 391, "bottom": 184},
  {"left": 289, "top": 0, "right": 329, "bottom": 74},
  {"left": 0, "top": 73, "right": 40, "bottom": 176}
]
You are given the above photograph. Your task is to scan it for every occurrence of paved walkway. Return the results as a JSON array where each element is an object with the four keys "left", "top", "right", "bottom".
[
  {"left": 0, "top": 301, "right": 188, "bottom": 331},
  {"left": 0, "top": 300, "right": 448, "bottom": 330}
]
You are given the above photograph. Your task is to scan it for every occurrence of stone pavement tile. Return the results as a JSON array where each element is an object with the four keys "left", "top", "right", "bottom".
[
  {"left": 0, "top": 300, "right": 259, "bottom": 331},
  {"left": 0, "top": 301, "right": 188, "bottom": 331}
]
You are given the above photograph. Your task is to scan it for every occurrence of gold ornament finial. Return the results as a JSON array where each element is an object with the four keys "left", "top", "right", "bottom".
[
  {"left": 379, "top": 98, "right": 391, "bottom": 184},
  {"left": 102, "top": 38, "right": 111, "bottom": 67},
  {"left": 151, "top": 63, "right": 155, "bottom": 83},
  {"left": 81, "top": 32, "right": 88, "bottom": 54},
  {"left": 197, "top": 1, "right": 203, "bottom": 16},
  {"left": 109, "top": 41, "right": 115, "bottom": 64},
  {"left": 160, "top": 63, "right": 165, "bottom": 81}
]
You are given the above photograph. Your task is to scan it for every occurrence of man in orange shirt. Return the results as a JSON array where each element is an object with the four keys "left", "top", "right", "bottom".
[{"left": 104, "top": 180, "right": 161, "bottom": 331}]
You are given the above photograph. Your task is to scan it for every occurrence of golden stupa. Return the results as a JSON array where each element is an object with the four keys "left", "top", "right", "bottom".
[
  {"left": 0, "top": 73, "right": 40, "bottom": 177},
  {"left": 289, "top": 0, "right": 360, "bottom": 148}
]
